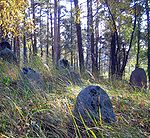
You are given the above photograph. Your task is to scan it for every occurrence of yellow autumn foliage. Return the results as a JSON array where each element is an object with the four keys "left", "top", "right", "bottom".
[
  {"left": 0, "top": 0, "right": 28, "bottom": 37},
  {"left": 74, "top": 6, "right": 81, "bottom": 24}
]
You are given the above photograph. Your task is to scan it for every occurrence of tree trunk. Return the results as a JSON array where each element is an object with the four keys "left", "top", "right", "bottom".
[
  {"left": 57, "top": 0, "right": 61, "bottom": 60},
  {"left": 95, "top": 4, "right": 100, "bottom": 76},
  {"left": 110, "top": 33, "right": 116, "bottom": 79},
  {"left": 16, "top": 36, "right": 20, "bottom": 64},
  {"left": 86, "top": 0, "right": 91, "bottom": 70},
  {"left": 13, "top": 37, "right": 16, "bottom": 54},
  {"left": 136, "top": 17, "right": 141, "bottom": 67},
  {"left": 50, "top": 0, "right": 54, "bottom": 61},
  {"left": 53, "top": 0, "right": 59, "bottom": 65},
  {"left": 74, "top": 0, "right": 85, "bottom": 75},
  {"left": 99, "top": 48, "right": 101, "bottom": 75},
  {"left": 23, "top": 33, "right": 27, "bottom": 64},
  {"left": 46, "top": 0, "right": 50, "bottom": 59},
  {"left": 146, "top": 0, "right": 150, "bottom": 86},
  {"left": 70, "top": 1, "right": 73, "bottom": 67},
  {"left": 31, "top": 0, "right": 37, "bottom": 55},
  {"left": 23, "top": 10, "right": 27, "bottom": 64},
  {"left": 39, "top": 5, "right": 43, "bottom": 57},
  {"left": 105, "top": 0, "right": 119, "bottom": 79},
  {"left": 90, "top": 2, "right": 98, "bottom": 78},
  {"left": 23, "top": 29, "right": 27, "bottom": 64},
  {"left": 74, "top": 53, "right": 76, "bottom": 70}
]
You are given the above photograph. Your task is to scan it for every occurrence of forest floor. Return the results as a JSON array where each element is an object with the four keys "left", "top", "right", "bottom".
[{"left": 0, "top": 59, "right": 150, "bottom": 138}]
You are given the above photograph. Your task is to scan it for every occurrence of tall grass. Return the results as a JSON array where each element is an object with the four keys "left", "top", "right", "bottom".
[{"left": 0, "top": 59, "right": 149, "bottom": 137}]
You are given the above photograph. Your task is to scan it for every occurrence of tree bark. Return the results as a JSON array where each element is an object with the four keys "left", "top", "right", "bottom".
[
  {"left": 74, "top": 0, "right": 85, "bottom": 75},
  {"left": 31, "top": 0, "right": 37, "bottom": 55},
  {"left": 86, "top": 0, "right": 91, "bottom": 70},
  {"left": 57, "top": 0, "right": 61, "bottom": 60},
  {"left": 13, "top": 37, "right": 16, "bottom": 54},
  {"left": 146, "top": 0, "right": 150, "bottom": 85},
  {"left": 46, "top": 0, "right": 50, "bottom": 59},
  {"left": 53, "top": 0, "right": 59, "bottom": 65},
  {"left": 50, "top": 0, "right": 54, "bottom": 61},
  {"left": 16, "top": 36, "right": 20, "bottom": 64},
  {"left": 110, "top": 33, "right": 116, "bottom": 78},
  {"left": 95, "top": 3, "right": 100, "bottom": 76},
  {"left": 70, "top": 1, "right": 73, "bottom": 67},
  {"left": 39, "top": 5, "right": 43, "bottom": 57},
  {"left": 23, "top": 13, "right": 27, "bottom": 64},
  {"left": 136, "top": 17, "right": 141, "bottom": 67},
  {"left": 105, "top": 0, "right": 119, "bottom": 79},
  {"left": 90, "top": 0, "right": 97, "bottom": 78}
]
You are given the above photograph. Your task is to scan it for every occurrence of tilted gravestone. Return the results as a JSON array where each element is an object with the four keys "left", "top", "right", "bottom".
[
  {"left": 20, "top": 67, "right": 45, "bottom": 91},
  {"left": 74, "top": 85, "right": 116, "bottom": 124},
  {"left": 130, "top": 67, "right": 147, "bottom": 90},
  {"left": 0, "top": 41, "right": 17, "bottom": 63},
  {"left": 66, "top": 70, "right": 82, "bottom": 85},
  {"left": 57, "top": 58, "right": 82, "bottom": 85},
  {"left": 58, "top": 58, "right": 70, "bottom": 69}
]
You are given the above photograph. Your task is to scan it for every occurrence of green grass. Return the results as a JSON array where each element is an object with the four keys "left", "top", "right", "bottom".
[{"left": 0, "top": 59, "right": 149, "bottom": 138}]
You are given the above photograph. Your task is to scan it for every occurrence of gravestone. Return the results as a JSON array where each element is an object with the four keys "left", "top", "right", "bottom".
[
  {"left": 0, "top": 48, "right": 17, "bottom": 63},
  {"left": 74, "top": 85, "right": 116, "bottom": 124},
  {"left": 58, "top": 58, "right": 70, "bottom": 69},
  {"left": 67, "top": 70, "right": 82, "bottom": 85},
  {"left": 0, "top": 41, "right": 17, "bottom": 63},
  {"left": 0, "top": 41, "right": 12, "bottom": 51},
  {"left": 130, "top": 67, "right": 147, "bottom": 90},
  {"left": 57, "top": 58, "right": 82, "bottom": 85},
  {"left": 20, "top": 67, "right": 45, "bottom": 90}
]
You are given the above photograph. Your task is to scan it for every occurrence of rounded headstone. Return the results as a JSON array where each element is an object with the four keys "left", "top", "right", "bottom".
[
  {"left": 0, "top": 48, "right": 17, "bottom": 63},
  {"left": 58, "top": 58, "right": 70, "bottom": 69},
  {"left": 74, "top": 85, "right": 116, "bottom": 123},
  {"left": 130, "top": 67, "right": 147, "bottom": 90}
]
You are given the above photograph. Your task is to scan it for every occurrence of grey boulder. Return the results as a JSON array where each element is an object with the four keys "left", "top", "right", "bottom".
[{"left": 74, "top": 85, "right": 116, "bottom": 124}]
